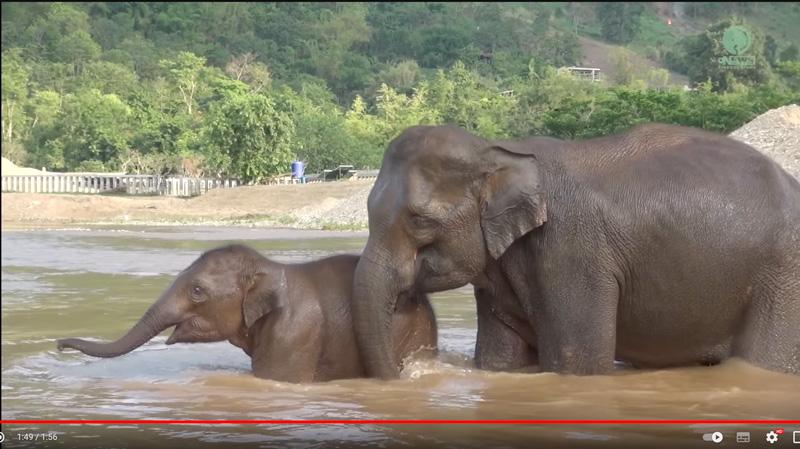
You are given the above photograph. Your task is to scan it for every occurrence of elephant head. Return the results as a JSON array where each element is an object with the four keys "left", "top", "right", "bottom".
[
  {"left": 57, "top": 245, "right": 286, "bottom": 358},
  {"left": 353, "top": 126, "right": 547, "bottom": 378}
]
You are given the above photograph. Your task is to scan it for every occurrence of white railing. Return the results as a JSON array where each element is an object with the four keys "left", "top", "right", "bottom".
[
  {"left": 1, "top": 170, "right": 379, "bottom": 196},
  {"left": 0, "top": 174, "right": 239, "bottom": 197},
  {"left": 269, "top": 169, "right": 379, "bottom": 184}
]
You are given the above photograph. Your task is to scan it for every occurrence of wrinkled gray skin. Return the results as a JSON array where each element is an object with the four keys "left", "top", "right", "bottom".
[
  {"left": 57, "top": 245, "right": 437, "bottom": 382},
  {"left": 353, "top": 123, "right": 800, "bottom": 379}
]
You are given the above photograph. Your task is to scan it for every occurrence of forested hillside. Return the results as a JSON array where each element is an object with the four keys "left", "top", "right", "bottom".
[{"left": 2, "top": 2, "right": 798, "bottom": 181}]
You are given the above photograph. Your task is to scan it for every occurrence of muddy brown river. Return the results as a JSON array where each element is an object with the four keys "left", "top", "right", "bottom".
[{"left": 2, "top": 226, "right": 798, "bottom": 448}]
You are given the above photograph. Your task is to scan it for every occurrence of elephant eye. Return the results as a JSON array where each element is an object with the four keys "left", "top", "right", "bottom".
[
  {"left": 190, "top": 285, "right": 206, "bottom": 303},
  {"left": 409, "top": 212, "right": 436, "bottom": 228}
]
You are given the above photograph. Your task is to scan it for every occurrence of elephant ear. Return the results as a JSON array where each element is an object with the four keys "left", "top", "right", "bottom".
[
  {"left": 480, "top": 145, "right": 547, "bottom": 260},
  {"left": 242, "top": 269, "right": 287, "bottom": 330}
]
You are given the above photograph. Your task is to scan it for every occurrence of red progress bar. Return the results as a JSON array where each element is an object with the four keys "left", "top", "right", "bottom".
[{"left": 1, "top": 420, "right": 798, "bottom": 425}]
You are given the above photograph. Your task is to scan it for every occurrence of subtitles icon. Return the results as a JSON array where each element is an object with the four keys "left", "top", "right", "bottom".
[
  {"left": 793, "top": 430, "right": 800, "bottom": 444},
  {"left": 703, "top": 431, "right": 724, "bottom": 443},
  {"left": 736, "top": 432, "right": 750, "bottom": 443}
]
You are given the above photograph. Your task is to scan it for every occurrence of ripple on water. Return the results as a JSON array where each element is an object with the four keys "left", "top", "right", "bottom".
[
  {"left": 4, "top": 227, "right": 800, "bottom": 448},
  {"left": 437, "top": 328, "right": 477, "bottom": 359},
  {"left": 52, "top": 339, "right": 250, "bottom": 381}
]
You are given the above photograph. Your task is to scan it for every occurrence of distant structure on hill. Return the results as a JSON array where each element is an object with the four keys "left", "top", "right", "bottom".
[{"left": 558, "top": 66, "right": 603, "bottom": 82}]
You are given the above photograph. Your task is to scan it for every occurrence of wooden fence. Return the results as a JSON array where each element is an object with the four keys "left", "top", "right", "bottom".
[{"left": 1, "top": 174, "right": 239, "bottom": 197}]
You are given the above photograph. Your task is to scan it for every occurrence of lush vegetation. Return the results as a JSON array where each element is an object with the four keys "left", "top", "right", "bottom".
[{"left": 1, "top": 2, "right": 798, "bottom": 182}]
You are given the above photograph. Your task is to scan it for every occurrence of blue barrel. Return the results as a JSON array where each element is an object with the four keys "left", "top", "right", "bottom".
[{"left": 291, "top": 161, "right": 304, "bottom": 179}]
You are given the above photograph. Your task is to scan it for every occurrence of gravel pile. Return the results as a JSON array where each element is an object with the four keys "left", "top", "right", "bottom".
[
  {"left": 289, "top": 182, "right": 373, "bottom": 229},
  {"left": 729, "top": 104, "right": 800, "bottom": 180},
  {"left": 2, "top": 157, "right": 44, "bottom": 175}
]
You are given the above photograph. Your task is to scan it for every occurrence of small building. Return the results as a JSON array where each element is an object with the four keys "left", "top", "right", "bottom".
[{"left": 558, "top": 66, "right": 603, "bottom": 82}]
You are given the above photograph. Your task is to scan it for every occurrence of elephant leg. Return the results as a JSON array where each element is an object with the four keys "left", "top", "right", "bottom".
[
  {"left": 532, "top": 254, "right": 619, "bottom": 375},
  {"left": 735, "top": 263, "right": 800, "bottom": 375},
  {"left": 474, "top": 287, "right": 537, "bottom": 371}
]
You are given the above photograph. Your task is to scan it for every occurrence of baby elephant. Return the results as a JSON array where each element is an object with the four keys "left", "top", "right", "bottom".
[{"left": 57, "top": 244, "right": 437, "bottom": 382}]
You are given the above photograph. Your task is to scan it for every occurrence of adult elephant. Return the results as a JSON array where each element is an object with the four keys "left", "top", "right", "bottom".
[
  {"left": 57, "top": 245, "right": 436, "bottom": 382},
  {"left": 353, "top": 123, "right": 800, "bottom": 379}
]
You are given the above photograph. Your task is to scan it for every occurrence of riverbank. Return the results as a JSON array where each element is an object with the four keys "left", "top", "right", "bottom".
[
  {"left": 4, "top": 105, "right": 797, "bottom": 230},
  {"left": 1, "top": 179, "right": 375, "bottom": 230}
]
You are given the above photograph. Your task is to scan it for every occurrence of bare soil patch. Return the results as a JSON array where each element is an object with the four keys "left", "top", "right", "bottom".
[
  {"left": 2, "top": 180, "right": 375, "bottom": 229},
  {"left": 578, "top": 36, "right": 690, "bottom": 87}
]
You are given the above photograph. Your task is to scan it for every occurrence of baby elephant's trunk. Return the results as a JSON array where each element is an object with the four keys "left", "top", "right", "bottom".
[{"left": 57, "top": 295, "right": 180, "bottom": 358}]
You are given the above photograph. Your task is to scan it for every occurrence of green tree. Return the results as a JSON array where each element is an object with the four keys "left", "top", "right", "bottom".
[
  {"left": 596, "top": 2, "right": 645, "bottom": 44},
  {"left": 27, "top": 61, "right": 73, "bottom": 97},
  {"left": 1, "top": 3, "right": 51, "bottom": 49},
  {"left": 776, "top": 60, "right": 800, "bottom": 92},
  {"left": 78, "top": 61, "right": 138, "bottom": 97},
  {"left": 780, "top": 44, "right": 799, "bottom": 62},
  {"left": 536, "top": 29, "right": 583, "bottom": 68},
  {"left": 115, "top": 35, "right": 161, "bottom": 79},
  {"left": 425, "top": 62, "right": 515, "bottom": 137},
  {"left": 1, "top": 49, "right": 30, "bottom": 150},
  {"left": 764, "top": 35, "right": 778, "bottom": 67},
  {"left": 684, "top": 2, "right": 726, "bottom": 19},
  {"left": 680, "top": 18, "right": 772, "bottom": 92},
  {"left": 374, "top": 83, "right": 440, "bottom": 142},
  {"left": 53, "top": 89, "right": 132, "bottom": 170},
  {"left": 22, "top": 3, "right": 101, "bottom": 75},
  {"left": 647, "top": 68, "right": 671, "bottom": 89},
  {"left": 375, "top": 60, "right": 421, "bottom": 94},
  {"left": 496, "top": 5, "right": 538, "bottom": 56},
  {"left": 611, "top": 48, "right": 637, "bottom": 85},
  {"left": 125, "top": 80, "right": 189, "bottom": 158},
  {"left": 274, "top": 84, "right": 365, "bottom": 172},
  {"left": 418, "top": 21, "right": 473, "bottom": 68},
  {"left": 204, "top": 92, "right": 295, "bottom": 182},
  {"left": 306, "top": 4, "right": 372, "bottom": 96},
  {"left": 344, "top": 94, "right": 384, "bottom": 167},
  {"left": 24, "top": 90, "right": 61, "bottom": 140},
  {"left": 21, "top": 90, "right": 63, "bottom": 169},
  {"left": 225, "top": 53, "right": 271, "bottom": 93},
  {"left": 508, "top": 66, "right": 600, "bottom": 137},
  {"left": 159, "top": 51, "right": 206, "bottom": 116}
]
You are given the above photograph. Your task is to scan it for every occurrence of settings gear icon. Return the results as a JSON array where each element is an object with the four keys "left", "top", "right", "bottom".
[{"left": 766, "top": 431, "right": 779, "bottom": 444}]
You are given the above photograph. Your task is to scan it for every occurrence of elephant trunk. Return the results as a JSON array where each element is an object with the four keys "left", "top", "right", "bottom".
[
  {"left": 352, "top": 241, "right": 415, "bottom": 380},
  {"left": 57, "top": 293, "right": 182, "bottom": 358}
]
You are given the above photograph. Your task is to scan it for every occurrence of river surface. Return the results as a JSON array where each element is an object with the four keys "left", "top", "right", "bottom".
[{"left": 2, "top": 226, "right": 799, "bottom": 449}]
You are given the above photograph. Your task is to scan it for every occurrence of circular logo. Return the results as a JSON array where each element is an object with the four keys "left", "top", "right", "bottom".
[
  {"left": 722, "top": 25, "right": 752, "bottom": 55},
  {"left": 0, "top": 431, "right": 5, "bottom": 443}
]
